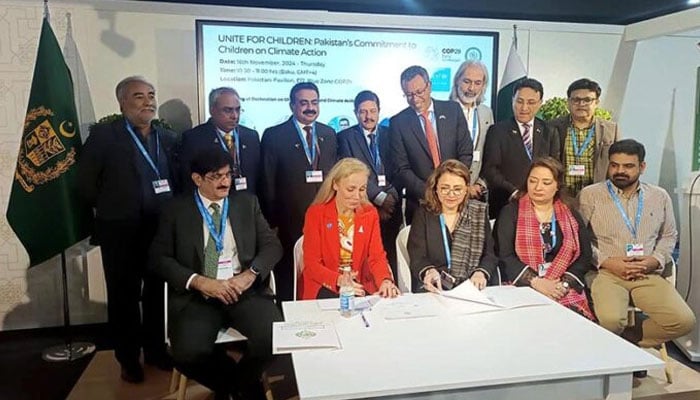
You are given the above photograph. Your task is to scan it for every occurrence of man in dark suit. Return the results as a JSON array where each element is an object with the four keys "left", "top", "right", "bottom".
[
  {"left": 78, "top": 76, "right": 177, "bottom": 382},
  {"left": 260, "top": 82, "right": 337, "bottom": 301},
  {"left": 389, "top": 65, "right": 473, "bottom": 224},
  {"left": 481, "top": 78, "right": 560, "bottom": 219},
  {"left": 179, "top": 87, "right": 260, "bottom": 195},
  {"left": 338, "top": 90, "right": 402, "bottom": 278},
  {"left": 150, "top": 149, "right": 282, "bottom": 400}
]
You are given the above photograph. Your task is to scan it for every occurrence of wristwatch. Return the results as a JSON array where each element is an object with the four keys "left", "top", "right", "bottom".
[{"left": 249, "top": 265, "right": 260, "bottom": 276}]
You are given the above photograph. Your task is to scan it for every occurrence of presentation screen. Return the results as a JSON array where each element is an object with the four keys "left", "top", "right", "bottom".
[{"left": 196, "top": 20, "right": 498, "bottom": 133}]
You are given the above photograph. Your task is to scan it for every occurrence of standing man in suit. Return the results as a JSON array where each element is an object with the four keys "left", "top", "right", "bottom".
[
  {"left": 481, "top": 78, "right": 560, "bottom": 219},
  {"left": 338, "top": 90, "right": 401, "bottom": 278},
  {"left": 260, "top": 82, "right": 337, "bottom": 301},
  {"left": 549, "top": 78, "right": 621, "bottom": 197},
  {"left": 389, "top": 65, "right": 473, "bottom": 224},
  {"left": 150, "top": 149, "right": 282, "bottom": 400},
  {"left": 78, "top": 76, "right": 177, "bottom": 382},
  {"left": 179, "top": 87, "right": 261, "bottom": 196},
  {"left": 450, "top": 60, "right": 494, "bottom": 200}
]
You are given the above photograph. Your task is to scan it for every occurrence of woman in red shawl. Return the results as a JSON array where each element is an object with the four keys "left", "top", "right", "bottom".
[{"left": 495, "top": 157, "right": 594, "bottom": 319}]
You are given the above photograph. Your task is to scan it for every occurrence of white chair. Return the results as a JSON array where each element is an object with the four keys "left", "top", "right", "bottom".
[
  {"left": 292, "top": 236, "right": 304, "bottom": 300},
  {"left": 627, "top": 259, "right": 676, "bottom": 383},
  {"left": 396, "top": 225, "right": 412, "bottom": 293},
  {"left": 166, "top": 271, "right": 276, "bottom": 400}
]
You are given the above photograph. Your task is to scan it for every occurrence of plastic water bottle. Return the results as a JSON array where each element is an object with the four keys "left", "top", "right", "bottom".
[{"left": 339, "top": 265, "right": 355, "bottom": 317}]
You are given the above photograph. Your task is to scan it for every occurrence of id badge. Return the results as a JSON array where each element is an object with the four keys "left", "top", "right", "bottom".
[
  {"left": 473, "top": 150, "right": 481, "bottom": 163},
  {"left": 377, "top": 174, "right": 387, "bottom": 187},
  {"left": 625, "top": 243, "right": 644, "bottom": 257},
  {"left": 152, "top": 179, "right": 171, "bottom": 194},
  {"left": 538, "top": 262, "right": 551, "bottom": 277},
  {"left": 305, "top": 170, "right": 323, "bottom": 183},
  {"left": 234, "top": 177, "right": 247, "bottom": 191},
  {"left": 216, "top": 256, "right": 234, "bottom": 280},
  {"left": 567, "top": 164, "right": 585, "bottom": 176}
]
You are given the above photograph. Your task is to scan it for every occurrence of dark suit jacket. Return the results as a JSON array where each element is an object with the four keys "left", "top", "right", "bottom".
[
  {"left": 178, "top": 120, "right": 260, "bottom": 195},
  {"left": 389, "top": 99, "right": 473, "bottom": 218},
  {"left": 149, "top": 191, "right": 282, "bottom": 312},
  {"left": 259, "top": 117, "right": 337, "bottom": 246},
  {"left": 337, "top": 124, "right": 397, "bottom": 202},
  {"left": 78, "top": 118, "right": 178, "bottom": 222},
  {"left": 481, "top": 117, "right": 560, "bottom": 219},
  {"left": 407, "top": 205, "right": 498, "bottom": 292}
]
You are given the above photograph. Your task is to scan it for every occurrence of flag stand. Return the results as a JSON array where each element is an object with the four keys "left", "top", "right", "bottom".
[{"left": 42, "top": 251, "right": 95, "bottom": 362}]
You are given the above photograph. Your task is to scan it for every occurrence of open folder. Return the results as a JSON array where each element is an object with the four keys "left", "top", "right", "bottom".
[
  {"left": 441, "top": 281, "right": 551, "bottom": 309},
  {"left": 272, "top": 321, "right": 341, "bottom": 354}
]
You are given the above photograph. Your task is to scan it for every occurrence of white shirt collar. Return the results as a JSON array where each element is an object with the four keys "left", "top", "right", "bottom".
[
  {"left": 294, "top": 119, "right": 314, "bottom": 132},
  {"left": 197, "top": 189, "right": 225, "bottom": 211},
  {"left": 414, "top": 100, "right": 435, "bottom": 117}
]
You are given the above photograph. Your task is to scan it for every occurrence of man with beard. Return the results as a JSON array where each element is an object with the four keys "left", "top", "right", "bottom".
[
  {"left": 389, "top": 65, "right": 473, "bottom": 224},
  {"left": 580, "top": 139, "right": 694, "bottom": 369},
  {"left": 449, "top": 60, "right": 494, "bottom": 200},
  {"left": 260, "top": 82, "right": 337, "bottom": 301},
  {"left": 549, "top": 79, "right": 621, "bottom": 197},
  {"left": 179, "top": 87, "right": 261, "bottom": 195},
  {"left": 338, "top": 90, "right": 401, "bottom": 278},
  {"left": 79, "top": 76, "right": 177, "bottom": 382}
]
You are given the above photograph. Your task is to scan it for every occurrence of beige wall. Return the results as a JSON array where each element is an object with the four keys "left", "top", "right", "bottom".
[{"left": 0, "top": 0, "right": 693, "bottom": 330}]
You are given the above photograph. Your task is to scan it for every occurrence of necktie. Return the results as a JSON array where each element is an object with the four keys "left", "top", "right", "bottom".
[
  {"left": 223, "top": 132, "right": 239, "bottom": 175},
  {"left": 522, "top": 123, "right": 532, "bottom": 156},
  {"left": 420, "top": 112, "right": 441, "bottom": 168},
  {"left": 368, "top": 133, "right": 379, "bottom": 169},
  {"left": 302, "top": 125, "right": 317, "bottom": 169},
  {"left": 203, "top": 203, "right": 222, "bottom": 279}
]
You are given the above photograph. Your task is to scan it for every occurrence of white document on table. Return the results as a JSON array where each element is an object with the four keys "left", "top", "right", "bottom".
[
  {"left": 380, "top": 294, "right": 441, "bottom": 320},
  {"left": 272, "top": 321, "right": 341, "bottom": 354},
  {"left": 439, "top": 279, "right": 502, "bottom": 308},
  {"left": 482, "top": 286, "right": 552, "bottom": 309}
]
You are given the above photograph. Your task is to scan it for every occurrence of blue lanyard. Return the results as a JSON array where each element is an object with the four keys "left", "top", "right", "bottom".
[
  {"left": 215, "top": 129, "right": 241, "bottom": 167},
  {"left": 194, "top": 192, "right": 229, "bottom": 253},
  {"left": 439, "top": 214, "right": 452, "bottom": 271},
  {"left": 570, "top": 126, "right": 595, "bottom": 158},
  {"left": 126, "top": 121, "right": 160, "bottom": 179},
  {"left": 606, "top": 180, "right": 644, "bottom": 240},
  {"left": 541, "top": 211, "right": 557, "bottom": 254},
  {"left": 295, "top": 122, "right": 317, "bottom": 167},
  {"left": 470, "top": 108, "right": 478, "bottom": 143}
]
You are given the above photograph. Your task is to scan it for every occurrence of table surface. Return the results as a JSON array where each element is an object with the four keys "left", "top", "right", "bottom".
[{"left": 282, "top": 287, "right": 663, "bottom": 400}]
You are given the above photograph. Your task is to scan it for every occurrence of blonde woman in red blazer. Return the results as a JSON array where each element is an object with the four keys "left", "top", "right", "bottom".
[{"left": 299, "top": 158, "right": 400, "bottom": 300}]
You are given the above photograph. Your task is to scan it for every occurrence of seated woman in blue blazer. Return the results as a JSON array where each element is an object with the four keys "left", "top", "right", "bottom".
[{"left": 408, "top": 159, "right": 498, "bottom": 292}]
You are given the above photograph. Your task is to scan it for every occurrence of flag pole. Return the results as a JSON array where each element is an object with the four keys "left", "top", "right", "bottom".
[{"left": 35, "top": 0, "right": 95, "bottom": 362}]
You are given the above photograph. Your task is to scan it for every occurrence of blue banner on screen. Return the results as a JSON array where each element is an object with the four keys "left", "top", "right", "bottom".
[{"left": 197, "top": 21, "right": 498, "bottom": 133}]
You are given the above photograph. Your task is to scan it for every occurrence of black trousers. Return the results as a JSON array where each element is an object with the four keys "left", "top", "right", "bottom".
[
  {"left": 96, "top": 218, "right": 166, "bottom": 367},
  {"left": 169, "top": 291, "right": 282, "bottom": 394}
]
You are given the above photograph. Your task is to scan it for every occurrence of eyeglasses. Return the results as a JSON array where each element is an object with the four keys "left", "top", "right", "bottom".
[
  {"left": 219, "top": 106, "right": 242, "bottom": 115},
  {"left": 438, "top": 187, "right": 466, "bottom": 196},
  {"left": 204, "top": 171, "right": 233, "bottom": 182},
  {"left": 403, "top": 81, "right": 430, "bottom": 99},
  {"left": 569, "top": 97, "right": 597, "bottom": 106}
]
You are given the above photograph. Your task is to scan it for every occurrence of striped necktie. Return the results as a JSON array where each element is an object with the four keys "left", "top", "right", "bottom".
[{"left": 522, "top": 123, "right": 532, "bottom": 155}]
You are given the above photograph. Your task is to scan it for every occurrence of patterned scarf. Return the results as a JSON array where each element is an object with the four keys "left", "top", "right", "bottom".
[
  {"left": 515, "top": 195, "right": 594, "bottom": 320},
  {"left": 450, "top": 200, "right": 488, "bottom": 282}
]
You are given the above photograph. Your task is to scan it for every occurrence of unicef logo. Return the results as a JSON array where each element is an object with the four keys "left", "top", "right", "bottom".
[
  {"left": 424, "top": 46, "right": 439, "bottom": 61},
  {"left": 465, "top": 47, "right": 482, "bottom": 60}
]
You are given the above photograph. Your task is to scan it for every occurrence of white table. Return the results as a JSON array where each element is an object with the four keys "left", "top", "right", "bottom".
[{"left": 282, "top": 287, "right": 663, "bottom": 400}]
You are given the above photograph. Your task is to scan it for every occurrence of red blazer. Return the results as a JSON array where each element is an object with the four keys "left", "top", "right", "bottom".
[{"left": 299, "top": 200, "right": 394, "bottom": 300}]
